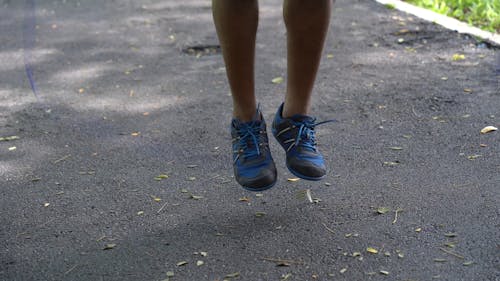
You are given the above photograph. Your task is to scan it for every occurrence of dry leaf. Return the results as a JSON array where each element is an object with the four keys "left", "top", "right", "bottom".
[
  {"left": 467, "top": 155, "right": 481, "bottom": 160},
  {"left": 389, "top": 146, "right": 403, "bottom": 150},
  {"left": 287, "top": 178, "right": 300, "bottom": 182},
  {"left": 155, "top": 174, "right": 169, "bottom": 181},
  {"left": 189, "top": 195, "right": 203, "bottom": 200},
  {"left": 176, "top": 261, "right": 188, "bottom": 266},
  {"left": 272, "top": 77, "right": 284, "bottom": 84},
  {"left": 166, "top": 271, "right": 175, "bottom": 277},
  {"left": 225, "top": 272, "right": 240, "bottom": 278},
  {"left": 340, "top": 268, "right": 347, "bottom": 274},
  {"left": 377, "top": 207, "right": 391, "bottom": 214},
  {"left": 103, "top": 244, "right": 116, "bottom": 250},
  {"left": 452, "top": 53, "right": 465, "bottom": 61},
  {"left": 196, "top": 260, "right": 204, "bottom": 266},
  {"left": 255, "top": 212, "right": 266, "bottom": 217},
  {"left": 380, "top": 270, "right": 389, "bottom": 275},
  {"left": 367, "top": 247, "right": 378, "bottom": 254},
  {"left": 415, "top": 227, "right": 422, "bottom": 232},
  {"left": 0, "top": 136, "right": 20, "bottom": 142},
  {"left": 480, "top": 126, "right": 497, "bottom": 134}
]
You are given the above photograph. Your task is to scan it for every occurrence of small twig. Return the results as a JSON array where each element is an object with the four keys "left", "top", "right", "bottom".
[
  {"left": 412, "top": 106, "right": 422, "bottom": 118},
  {"left": 157, "top": 202, "right": 168, "bottom": 214},
  {"left": 262, "top": 257, "right": 305, "bottom": 265},
  {"left": 64, "top": 264, "right": 78, "bottom": 275},
  {"left": 322, "top": 223, "right": 335, "bottom": 234},
  {"left": 392, "top": 208, "right": 402, "bottom": 224},
  {"left": 306, "top": 189, "right": 313, "bottom": 203},
  {"left": 54, "top": 154, "right": 71, "bottom": 164},
  {"left": 96, "top": 235, "right": 106, "bottom": 242},
  {"left": 439, "top": 248, "right": 464, "bottom": 259}
]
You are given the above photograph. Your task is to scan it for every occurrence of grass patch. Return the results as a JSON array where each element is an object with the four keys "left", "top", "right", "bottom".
[{"left": 404, "top": 0, "right": 500, "bottom": 33}]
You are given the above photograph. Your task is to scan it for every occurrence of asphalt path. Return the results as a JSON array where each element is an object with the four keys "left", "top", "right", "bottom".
[{"left": 1, "top": 0, "right": 499, "bottom": 280}]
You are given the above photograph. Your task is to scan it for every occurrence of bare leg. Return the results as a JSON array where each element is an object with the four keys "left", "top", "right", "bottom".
[
  {"left": 212, "top": 0, "right": 259, "bottom": 122},
  {"left": 282, "top": 0, "right": 332, "bottom": 117}
]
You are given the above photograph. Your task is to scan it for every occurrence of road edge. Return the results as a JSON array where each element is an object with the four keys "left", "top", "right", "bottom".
[{"left": 374, "top": 0, "right": 500, "bottom": 46}]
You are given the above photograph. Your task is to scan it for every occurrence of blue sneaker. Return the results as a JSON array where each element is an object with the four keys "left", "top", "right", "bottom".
[
  {"left": 272, "top": 103, "right": 335, "bottom": 181},
  {"left": 231, "top": 109, "right": 277, "bottom": 191}
]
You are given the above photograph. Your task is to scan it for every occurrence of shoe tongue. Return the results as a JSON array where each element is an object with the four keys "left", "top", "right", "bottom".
[
  {"left": 232, "top": 118, "right": 260, "bottom": 127},
  {"left": 289, "top": 114, "right": 314, "bottom": 123}
]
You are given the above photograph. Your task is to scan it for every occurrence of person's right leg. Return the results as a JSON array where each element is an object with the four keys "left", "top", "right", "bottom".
[
  {"left": 212, "top": 0, "right": 258, "bottom": 122},
  {"left": 213, "top": 0, "right": 277, "bottom": 191}
]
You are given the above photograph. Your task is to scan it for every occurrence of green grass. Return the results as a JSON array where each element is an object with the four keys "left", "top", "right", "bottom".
[{"left": 404, "top": 0, "right": 500, "bottom": 33}]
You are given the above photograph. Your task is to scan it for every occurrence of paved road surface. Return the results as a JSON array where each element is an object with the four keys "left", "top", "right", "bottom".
[{"left": 1, "top": 0, "right": 499, "bottom": 280}]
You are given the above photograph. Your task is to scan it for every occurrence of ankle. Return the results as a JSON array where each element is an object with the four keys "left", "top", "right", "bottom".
[
  {"left": 233, "top": 107, "right": 259, "bottom": 122},
  {"left": 282, "top": 102, "right": 309, "bottom": 118}
]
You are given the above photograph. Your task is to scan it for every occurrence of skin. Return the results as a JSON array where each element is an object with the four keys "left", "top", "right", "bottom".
[{"left": 212, "top": 0, "right": 333, "bottom": 121}]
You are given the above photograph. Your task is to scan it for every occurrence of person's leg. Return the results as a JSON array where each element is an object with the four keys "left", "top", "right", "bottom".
[
  {"left": 272, "top": 0, "right": 333, "bottom": 180},
  {"left": 282, "top": 0, "right": 332, "bottom": 118},
  {"left": 212, "top": 0, "right": 259, "bottom": 122},
  {"left": 213, "top": 0, "right": 277, "bottom": 191}
]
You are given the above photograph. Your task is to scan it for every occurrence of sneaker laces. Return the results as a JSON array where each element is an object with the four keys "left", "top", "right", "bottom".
[
  {"left": 233, "top": 121, "right": 265, "bottom": 162},
  {"left": 291, "top": 118, "right": 336, "bottom": 152}
]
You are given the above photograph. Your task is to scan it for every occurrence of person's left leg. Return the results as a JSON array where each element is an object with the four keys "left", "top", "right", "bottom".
[
  {"left": 272, "top": 0, "right": 334, "bottom": 180},
  {"left": 282, "top": 0, "right": 332, "bottom": 117}
]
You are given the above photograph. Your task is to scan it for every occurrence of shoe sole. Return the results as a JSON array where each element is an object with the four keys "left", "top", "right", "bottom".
[
  {"left": 286, "top": 162, "right": 326, "bottom": 181},
  {"left": 241, "top": 179, "right": 277, "bottom": 192}
]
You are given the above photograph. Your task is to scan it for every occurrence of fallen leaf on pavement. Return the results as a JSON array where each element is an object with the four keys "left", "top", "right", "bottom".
[
  {"left": 225, "top": 272, "right": 240, "bottom": 278},
  {"left": 103, "top": 244, "right": 116, "bottom": 250},
  {"left": 255, "top": 212, "right": 266, "bottom": 217},
  {"left": 480, "top": 126, "right": 497, "bottom": 134},
  {"left": 452, "top": 53, "right": 465, "bottom": 61},
  {"left": 272, "top": 77, "right": 284, "bottom": 84},
  {"left": 176, "top": 261, "right": 188, "bottom": 266},
  {"left": 189, "top": 194, "right": 203, "bottom": 200},
  {"left": 377, "top": 207, "right": 391, "bottom": 214},
  {"left": 0, "top": 136, "right": 20, "bottom": 141}
]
